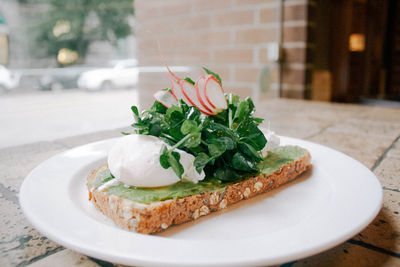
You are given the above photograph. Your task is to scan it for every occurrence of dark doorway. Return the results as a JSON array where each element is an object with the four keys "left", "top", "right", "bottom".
[{"left": 316, "top": 0, "right": 400, "bottom": 103}]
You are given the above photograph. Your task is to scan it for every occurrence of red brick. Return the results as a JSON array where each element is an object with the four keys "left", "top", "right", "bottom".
[
  {"left": 236, "top": 0, "right": 276, "bottom": 6},
  {"left": 283, "top": 26, "right": 307, "bottom": 42},
  {"left": 282, "top": 68, "right": 305, "bottom": 84},
  {"left": 224, "top": 83, "right": 254, "bottom": 98},
  {"left": 235, "top": 27, "right": 277, "bottom": 44},
  {"left": 284, "top": 4, "right": 308, "bottom": 21},
  {"left": 175, "top": 50, "right": 212, "bottom": 65},
  {"left": 214, "top": 10, "right": 254, "bottom": 27},
  {"left": 194, "top": 31, "right": 231, "bottom": 47},
  {"left": 214, "top": 48, "right": 254, "bottom": 63},
  {"left": 176, "top": 15, "right": 212, "bottom": 31},
  {"left": 260, "top": 8, "right": 278, "bottom": 23},
  {"left": 281, "top": 89, "right": 304, "bottom": 99},
  {"left": 284, "top": 47, "right": 306, "bottom": 63},
  {"left": 193, "top": 0, "right": 232, "bottom": 11},
  {"left": 234, "top": 67, "right": 261, "bottom": 83},
  {"left": 159, "top": 1, "right": 192, "bottom": 17}
]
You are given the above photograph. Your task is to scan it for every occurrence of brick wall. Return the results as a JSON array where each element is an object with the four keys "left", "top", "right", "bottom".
[{"left": 135, "top": 0, "right": 313, "bottom": 107}]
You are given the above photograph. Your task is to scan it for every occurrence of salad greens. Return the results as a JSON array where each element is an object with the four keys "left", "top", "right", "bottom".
[{"left": 128, "top": 71, "right": 267, "bottom": 182}]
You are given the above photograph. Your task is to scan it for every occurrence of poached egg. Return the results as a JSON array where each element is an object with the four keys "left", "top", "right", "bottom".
[{"left": 108, "top": 134, "right": 205, "bottom": 187}]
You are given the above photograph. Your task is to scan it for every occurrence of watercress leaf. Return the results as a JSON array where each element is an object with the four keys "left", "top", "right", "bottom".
[
  {"left": 202, "top": 67, "right": 222, "bottom": 85},
  {"left": 121, "top": 132, "right": 131, "bottom": 135},
  {"left": 185, "top": 106, "right": 201, "bottom": 121},
  {"left": 166, "top": 105, "right": 183, "bottom": 118},
  {"left": 238, "top": 142, "right": 263, "bottom": 161},
  {"left": 236, "top": 120, "right": 267, "bottom": 151},
  {"left": 159, "top": 145, "right": 170, "bottom": 169},
  {"left": 159, "top": 153, "right": 170, "bottom": 169},
  {"left": 208, "top": 136, "right": 235, "bottom": 150},
  {"left": 151, "top": 101, "right": 167, "bottom": 113},
  {"left": 184, "top": 132, "right": 202, "bottom": 148},
  {"left": 149, "top": 122, "right": 162, "bottom": 136},
  {"left": 227, "top": 93, "right": 240, "bottom": 107},
  {"left": 208, "top": 143, "right": 226, "bottom": 157},
  {"left": 131, "top": 106, "right": 140, "bottom": 122},
  {"left": 184, "top": 77, "right": 195, "bottom": 85},
  {"left": 169, "top": 151, "right": 184, "bottom": 179},
  {"left": 204, "top": 121, "right": 237, "bottom": 140},
  {"left": 253, "top": 117, "right": 264, "bottom": 124},
  {"left": 214, "top": 167, "right": 240, "bottom": 181},
  {"left": 194, "top": 153, "right": 210, "bottom": 173},
  {"left": 169, "top": 124, "right": 185, "bottom": 141},
  {"left": 233, "top": 100, "right": 249, "bottom": 124},
  {"left": 245, "top": 97, "right": 255, "bottom": 115},
  {"left": 181, "top": 120, "right": 198, "bottom": 135},
  {"left": 232, "top": 152, "right": 258, "bottom": 171}
]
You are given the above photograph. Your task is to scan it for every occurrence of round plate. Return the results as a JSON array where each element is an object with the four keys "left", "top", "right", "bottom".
[{"left": 19, "top": 137, "right": 382, "bottom": 266}]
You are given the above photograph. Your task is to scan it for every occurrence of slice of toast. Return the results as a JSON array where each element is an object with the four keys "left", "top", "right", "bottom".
[{"left": 87, "top": 148, "right": 311, "bottom": 234}]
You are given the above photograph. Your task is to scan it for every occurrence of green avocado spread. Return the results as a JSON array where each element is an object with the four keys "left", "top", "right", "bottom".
[{"left": 89, "top": 145, "right": 308, "bottom": 204}]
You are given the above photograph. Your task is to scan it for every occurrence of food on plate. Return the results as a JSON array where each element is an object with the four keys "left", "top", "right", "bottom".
[{"left": 87, "top": 67, "right": 312, "bottom": 234}]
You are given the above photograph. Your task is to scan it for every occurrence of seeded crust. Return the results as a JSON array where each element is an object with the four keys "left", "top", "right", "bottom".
[{"left": 87, "top": 152, "right": 311, "bottom": 234}]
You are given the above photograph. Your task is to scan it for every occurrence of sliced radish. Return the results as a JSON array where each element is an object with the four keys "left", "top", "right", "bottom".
[
  {"left": 153, "top": 90, "right": 178, "bottom": 108},
  {"left": 204, "top": 75, "right": 228, "bottom": 111},
  {"left": 195, "top": 76, "right": 216, "bottom": 114},
  {"left": 168, "top": 76, "right": 184, "bottom": 102},
  {"left": 165, "top": 64, "right": 182, "bottom": 83},
  {"left": 179, "top": 80, "right": 214, "bottom": 116}
]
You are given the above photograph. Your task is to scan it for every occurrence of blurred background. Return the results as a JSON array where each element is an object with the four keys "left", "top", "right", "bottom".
[{"left": 0, "top": 0, "right": 399, "bottom": 148}]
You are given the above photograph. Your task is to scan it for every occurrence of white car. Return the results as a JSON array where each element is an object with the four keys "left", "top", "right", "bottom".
[
  {"left": 0, "top": 65, "right": 20, "bottom": 93},
  {"left": 77, "top": 59, "right": 138, "bottom": 91}
]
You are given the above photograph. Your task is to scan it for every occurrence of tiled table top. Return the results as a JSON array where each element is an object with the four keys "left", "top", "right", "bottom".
[{"left": 1, "top": 99, "right": 399, "bottom": 266}]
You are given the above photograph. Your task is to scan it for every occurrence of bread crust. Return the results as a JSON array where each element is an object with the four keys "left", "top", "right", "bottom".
[{"left": 87, "top": 152, "right": 311, "bottom": 234}]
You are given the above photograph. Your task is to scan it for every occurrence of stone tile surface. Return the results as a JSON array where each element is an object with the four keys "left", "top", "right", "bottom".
[
  {"left": 374, "top": 157, "right": 400, "bottom": 189},
  {"left": 352, "top": 190, "right": 400, "bottom": 253},
  {"left": 308, "top": 131, "right": 393, "bottom": 157},
  {"left": 27, "top": 250, "right": 100, "bottom": 267},
  {"left": 292, "top": 242, "right": 400, "bottom": 266},
  {"left": 1, "top": 99, "right": 400, "bottom": 266},
  {"left": 0, "top": 195, "right": 60, "bottom": 267}
]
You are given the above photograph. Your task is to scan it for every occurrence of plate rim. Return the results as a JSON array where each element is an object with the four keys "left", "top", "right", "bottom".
[{"left": 19, "top": 136, "right": 383, "bottom": 266}]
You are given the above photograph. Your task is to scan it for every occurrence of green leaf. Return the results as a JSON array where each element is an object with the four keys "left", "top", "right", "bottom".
[
  {"left": 159, "top": 147, "right": 170, "bottom": 169},
  {"left": 166, "top": 105, "right": 183, "bottom": 118},
  {"left": 232, "top": 152, "right": 258, "bottom": 171},
  {"left": 208, "top": 136, "right": 235, "bottom": 150},
  {"left": 121, "top": 132, "right": 131, "bottom": 135},
  {"left": 214, "top": 167, "right": 240, "bottom": 181},
  {"left": 208, "top": 142, "right": 226, "bottom": 157},
  {"left": 169, "top": 151, "right": 184, "bottom": 179},
  {"left": 181, "top": 120, "right": 198, "bottom": 135},
  {"left": 238, "top": 142, "right": 263, "bottom": 161},
  {"left": 149, "top": 122, "right": 162, "bottom": 136},
  {"left": 184, "top": 77, "right": 195, "bottom": 85},
  {"left": 184, "top": 132, "right": 202, "bottom": 148},
  {"left": 236, "top": 120, "right": 267, "bottom": 151},
  {"left": 161, "top": 88, "right": 172, "bottom": 92},
  {"left": 228, "top": 93, "right": 240, "bottom": 106},
  {"left": 194, "top": 153, "right": 210, "bottom": 173},
  {"left": 131, "top": 106, "right": 140, "bottom": 122},
  {"left": 202, "top": 67, "right": 222, "bottom": 85},
  {"left": 151, "top": 101, "right": 167, "bottom": 113}
]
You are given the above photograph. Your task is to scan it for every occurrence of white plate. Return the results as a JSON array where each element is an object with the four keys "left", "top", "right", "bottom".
[{"left": 20, "top": 137, "right": 382, "bottom": 267}]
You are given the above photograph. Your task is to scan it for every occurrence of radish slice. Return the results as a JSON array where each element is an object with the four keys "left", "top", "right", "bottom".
[
  {"left": 153, "top": 90, "right": 178, "bottom": 108},
  {"left": 179, "top": 80, "right": 214, "bottom": 116},
  {"left": 205, "top": 75, "right": 228, "bottom": 111},
  {"left": 168, "top": 76, "right": 185, "bottom": 102},
  {"left": 195, "top": 76, "right": 216, "bottom": 114}
]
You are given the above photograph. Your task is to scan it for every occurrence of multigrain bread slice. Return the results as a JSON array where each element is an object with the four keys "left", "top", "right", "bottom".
[{"left": 87, "top": 150, "right": 311, "bottom": 234}]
